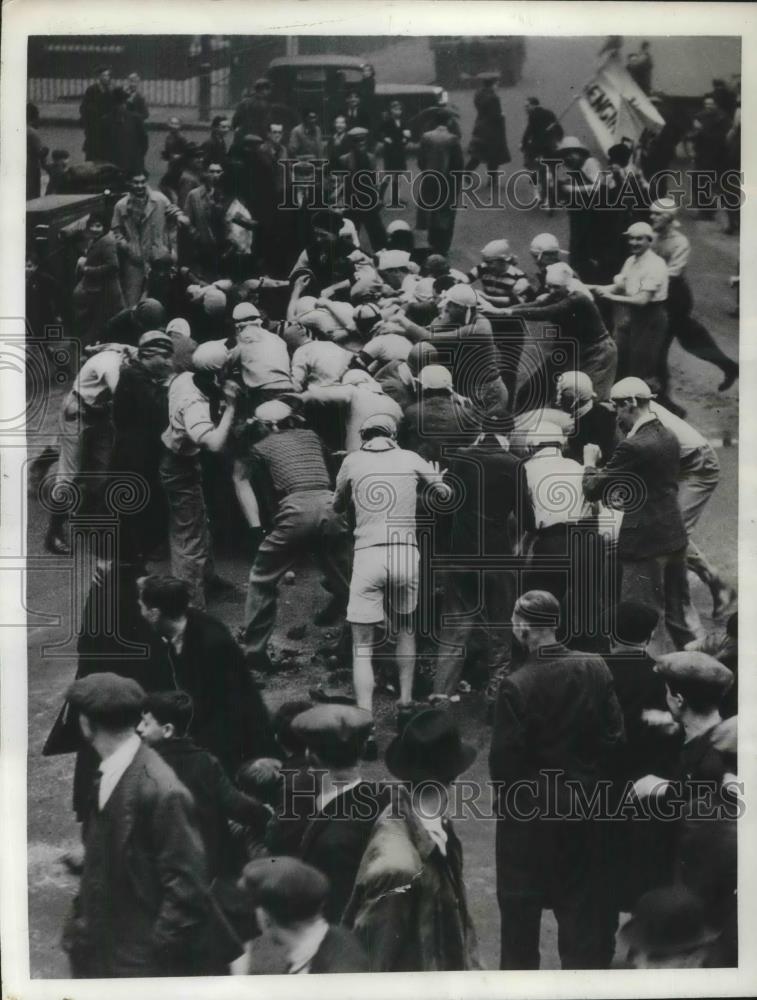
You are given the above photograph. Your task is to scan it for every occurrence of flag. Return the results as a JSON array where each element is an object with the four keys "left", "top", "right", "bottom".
[{"left": 578, "top": 53, "right": 664, "bottom": 153}]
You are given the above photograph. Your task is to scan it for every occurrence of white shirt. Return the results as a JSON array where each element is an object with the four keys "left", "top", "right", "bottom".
[
  {"left": 625, "top": 410, "right": 658, "bottom": 440},
  {"left": 649, "top": 402, "right": 707, "bottom": 455},
  {"left": 291, "top": 341, "right": 352, "bottom": 391},
  {"left": 614, "top": 248, "right": 669, "bottom": 302},
  {"left": 524, "top": 448, "right": 591, "bottom": 529},
  {"left": 98, "top": 732, "right": 141, "bottom": 809},
  {"left": 287, "top": 916, "right": 330, "bottom": 974},
  {"left": 161, "top": 371, "right": 214, "bottom": 455},
  {"left": 73, "top": 350, "right": 124, "bottom": 409},
  {"left": 417, "top": 812, "right": 448, "bottom": 856}
]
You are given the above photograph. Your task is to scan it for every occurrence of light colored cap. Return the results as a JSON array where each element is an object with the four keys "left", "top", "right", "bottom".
[
  {"left": 347, "top": 126, "right": 370, "bottom": 138},
  {"left": 557, "top": 135, "right": 589, "bottom": 154},
  {"left": 342, "top": 369, "right": 375, "bottom": 386},
  {"left": 419, "top": 364, "right": 453, "bottom": 390},
  {"left": 610, "top": 376, "right": 654, "bottom": 400},
  {"left": 530, "top": 232, "right": 561, "bottom": 255},
  {"left": 360, "top": 412, "right": 398, "bottom": 435},
  {"left": 354, "top": 302, "right": 383, "bottom": 329},
  {"left": 254, "top": 400, "right": 293, "bottom": 423},
  {"left": 525, "top": 421, "right": 565, "bottom": 446},
  {"left": 557, "top": 370, "right": 595, "bottom": 400},
  {"left": 412, "top": 277, "right": 436, "bottom": 303},
  {"left": 650, "top": 197, "right": 679, "bottom": 215},
  {"left": 233, "top": 301, "right": 261, "bottom": 322},
  {"left": 192, "top": 340, "right": 228, "bottom": 371},
  {"left": 377, "top": 249, "right": 412, "bottom": 271},
  {"left": 386, "top": 219, "right": 412, "bottom": 235},
  {"left": 166, "top": 318, "right": 191, "bottom": 338},
  {"left": 624, "top": 221, "right": 655, "bottom": 238},
  {"left": 443, "top": 283, "right": 478, "bottom": 308},
  {"left": 545, "top": 262, "right": 575, "bottom": 288},
  {"left": 481, "top": 239, "right": 512, "bottom": 261}
]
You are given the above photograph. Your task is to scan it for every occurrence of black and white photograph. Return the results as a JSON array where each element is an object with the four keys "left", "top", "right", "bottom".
[{"left": 1, "top": 3, "right": 754, "bottom": 998}]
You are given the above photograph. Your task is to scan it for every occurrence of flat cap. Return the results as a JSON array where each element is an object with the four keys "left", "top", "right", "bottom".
[
  {"left": 377, "top": 249, "right": 412, "bottom": 271},
  {"left": 291, "top": 704, "right": 373, "bottom": 743},
  {"left": 232, "top": 301, "right": 261, "bottom": 322},
  {"left": 419, "top": 364, "right": 453, "bottom": 390},
  {"left": 360, "top": 412, "right": 397, "bottom": 436},
  {"left": 624, "top": 221, "right": 655, "bottom": 238},
  {"left": 66, "top": 672, "right": 146, "bottom": 718},
  {"left": 654, "top": 652, "right": 734, "bottom": 693},
  {"left": 347, "top": 126, "right": 370, "bottom": 138},
  {"left": 239, "top": 856, "right": 328, "bottom": 923}
]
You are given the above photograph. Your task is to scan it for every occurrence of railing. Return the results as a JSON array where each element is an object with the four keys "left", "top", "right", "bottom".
[{"left": 28, "top": 69, "right": 231, "bottom": 111}]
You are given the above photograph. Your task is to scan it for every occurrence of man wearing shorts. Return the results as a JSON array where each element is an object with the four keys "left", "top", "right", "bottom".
[{"left": 333, "top": 413, "right": 451, "bottom": 725}]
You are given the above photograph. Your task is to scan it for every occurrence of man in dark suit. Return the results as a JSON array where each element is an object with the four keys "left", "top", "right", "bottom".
[
  {"left": 137, "top": 574, "right": 275, "bottom": 773},
  {"left": 79, "top": 65, "right": 114, "bottom": 162},
  {"left": 430, "top": 414, "right": 520, "bottom": 700},
  {"left": 267, "top": 704, "right": 390, "bottom": 922},
  {"left": 583, "top": 377, "right": 698, "bottom": 649},
  {"left": 556, "top": 370, "right": 618, "bottom": 465},
  {"left": 62, "top": 673, "right": 211, "bottom": 977},
  {"left": 239, "top": 856, "right": 368, "bottom": 973},
  {"left": 416, "top": 113, "right": 464, "bottom": 255},
  {"left": 489, "top": 590, "right": 625, "bottom": 970},
  {"left": 338, "top": 126, "right": 386, "bottom": 251}
]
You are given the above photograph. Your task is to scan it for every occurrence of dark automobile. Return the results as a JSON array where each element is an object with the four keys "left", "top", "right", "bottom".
[{"left": 266, "top": 55, "right": 448, "bottom": 138}]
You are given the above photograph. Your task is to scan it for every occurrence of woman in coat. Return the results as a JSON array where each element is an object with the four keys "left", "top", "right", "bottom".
[{"left": 72, "top": 211, "right": 125, "bottom": 347}]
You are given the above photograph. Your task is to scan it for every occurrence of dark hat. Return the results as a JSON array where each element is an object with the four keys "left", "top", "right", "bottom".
[
  {"left": 385, "top": 708, "right": 476, "bottom": 783},
  {"left": 310, "top": 209, "right": 344, "bottom": 236},
  {"left": 134, "top": 297, "right": 166, "bottom": 330},
  {"left": 619, "top": 887, "right": 719, "bottom": 959},
  {"left": 241, "top": 133, "right": 264, "bottom": 145},
  {"left": 239, "top": 856, "right": 328, "bottom": 924},
  {"left": 66, "top": 672, "right": 146, "bottom": 719},
  {"left": 138, "top": 330, "right": 174, "bottom": 354},
  {"left": 608, "top": 142, "right": 633, "bottom": 166},
  {"left": 654, "top": 652, "right": 734, "bottom": 693},
  {"left": 424, "top": 253, "right": 450, "bottom": 276},
  {"left": 290, "top": 704, "right": 373, "bottom": 750},
  {"left": 614, "top": 601, "right": 659, "bottom": 644}
]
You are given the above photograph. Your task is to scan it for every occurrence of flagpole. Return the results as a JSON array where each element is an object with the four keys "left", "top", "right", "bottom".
[{"left": 553, "top": 50, "right": 618, "bottom": 124}]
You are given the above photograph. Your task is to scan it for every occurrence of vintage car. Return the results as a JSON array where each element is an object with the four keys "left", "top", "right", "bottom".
[{"left": 266, "top": 55, "right": 448, "bottom": 138}]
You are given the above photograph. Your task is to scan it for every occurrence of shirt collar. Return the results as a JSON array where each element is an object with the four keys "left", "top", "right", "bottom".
[
  {"left": 575, "top": 399, "right": 594, "bottom": 419},
  {"left": 98, "top": 732, "right": 141, "bottom": 808},
  {"left": 317, "top": 776, "right": 362, "bottom": 813},
  {"left": 416, "top": 811, "right": 448, "bottom": 856},
  {"left": 626, "top": 410, "right": 657, "bottom": 439},
  {"left": 287, "top": 917, "right": 330, "bottom": 974},
  {"left": 361, "top": 437, "right": 398, "bottom": 452}
]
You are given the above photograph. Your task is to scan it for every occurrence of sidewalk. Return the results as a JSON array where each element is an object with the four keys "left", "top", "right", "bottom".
[{"left": 37, "top": 101, "right": 231, "bottom": 132}]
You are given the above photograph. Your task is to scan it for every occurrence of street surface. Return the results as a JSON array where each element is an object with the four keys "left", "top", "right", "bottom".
[{"left": 26, "top": 35, "right": 739, "bottom": 976}]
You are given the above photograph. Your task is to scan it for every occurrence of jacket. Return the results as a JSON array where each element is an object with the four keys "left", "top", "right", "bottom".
[
  {"left": 64, "top": 743, "right": 210, "bottom": 977},
  {"left": 583, "top": 417, "right": 687, "bottom": 559},
  {"left": 112, "top": 188, "right": 178, "bottom": 267},
  {"left": 166, "top": 609, "right": 275, "bottom": 773},
  {"left": 156, "top": 737, "right": 269, "bottom": 878},
  {"left": 399, "top": 392, "right": 479, "bottom": 463},
  {"left": 343, "top": 784, "right": 481, "bottom": 972},
  {"left": 72, "top": 232, "right": 125, "bottom": 344},
  {"left": 309, "top": 926, "right": 369, "bottom": 973}
]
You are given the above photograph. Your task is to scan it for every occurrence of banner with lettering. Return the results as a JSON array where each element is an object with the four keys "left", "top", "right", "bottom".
[{"left": 578, "top": 53, "right": 665, "bottom": 152}]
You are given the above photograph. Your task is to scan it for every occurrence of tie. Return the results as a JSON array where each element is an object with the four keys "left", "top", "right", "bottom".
[{"left": 90, "top": 770, "right": 103, "bottom": 814}]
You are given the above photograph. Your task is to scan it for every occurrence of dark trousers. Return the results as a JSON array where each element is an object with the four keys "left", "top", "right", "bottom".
[
  {"left": 243, "top": 490, "right": 351, "bottom": 655},
  {"left": 159, "top": 450, "right": 211, "bottom": 610},
  {"left": 496, "top": 815, "right": 616, "bottom": 969},
  {"left": 433, "top": 569, "right": 515, "bottom": 696},
  {"left": 659, "top": 276, "right": 737, "bottom": 387},
  {"left": 346, "top": 208, "right": 386, "bottom": 252},
  {"left": 621, "top": 548, "right": 699, "bottom": 649}
]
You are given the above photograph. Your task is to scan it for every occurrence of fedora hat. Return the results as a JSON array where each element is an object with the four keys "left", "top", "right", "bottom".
[
  {"left": 619, "top": 887, "right": 719, "bottom": 959},
  {"left": 385, "top": 708, "right": 476, "bottom": 783}
]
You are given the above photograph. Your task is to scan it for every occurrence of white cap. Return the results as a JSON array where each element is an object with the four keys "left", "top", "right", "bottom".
[
  {"left": 530, "top": 232, "right": 561, "bottom": 256},
  {"left": 557, "top": 370, "right": 595, "bottom": 401},
  {"left": 293, "top": 296, "right": 319, "bottom": 317},
  {"left": 166, "top": 318, "right": 191, "bottom": 338},
  {"left": 545, "top": 262, "right": 575, "bottom": 288},
  {"left": 232, "top": 301, "right": 261, "bottom": 322},
  {"left": 481, "top": 239, "right": 512, "bottom": 261},
  {"left": 650, "top": 197, "right": 678, "bottom": 215},
  {"left": 610, "top": 376, "right": 654, "bottom": 400},
  {"left": 192, "top": 341, "right": 228, "bottom": 371},
  {"left": 377, "top": 249, "right": 412, "bottom": 271},
  {"left": 254, "top": 400, "right": 293, "bottom": 423},
  {"left": 444, "top": 283, "right": 478, "bottom": 308},
  {"left": 524, "top": 421, "right": 565, "bottom": 446},
  {"left": 386, "top": 219, "right": 412, "bottom": 235},
  {"left": 557, "top": 135, "right": 589, "bottom": 154},
  {"left": 342, "top": 369, "right": 376, "bottom": 387},
  {"left": 419, "top": 364, "right": 453, "bottom": 390},
  {"left": 624, "top": 221, "right": 655, "bottom": 239}
]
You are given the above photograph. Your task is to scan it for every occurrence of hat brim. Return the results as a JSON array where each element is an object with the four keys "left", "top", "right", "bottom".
[
  {"left": 618, "top": 916, "right": 719, "bottom": 958},
  {"left": 384, "top": 737, "right": 477, "bottom": 783}
]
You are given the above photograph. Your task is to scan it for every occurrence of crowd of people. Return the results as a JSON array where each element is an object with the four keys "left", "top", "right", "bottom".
[{"left": 29, "top": 60, "right": 740, "bottom": 977}]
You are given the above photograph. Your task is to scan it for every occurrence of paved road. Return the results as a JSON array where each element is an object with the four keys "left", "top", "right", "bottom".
[{"left": 26, "top": 34, "right": 739, "bottom": 977}]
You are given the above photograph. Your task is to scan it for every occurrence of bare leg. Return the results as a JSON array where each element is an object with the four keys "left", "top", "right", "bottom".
[
  {"left": 394, "top": 613, "right": 416, "bottom": 705},
  {"left": 352, "top": 622, "right": 377, "bottom": 713}
]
